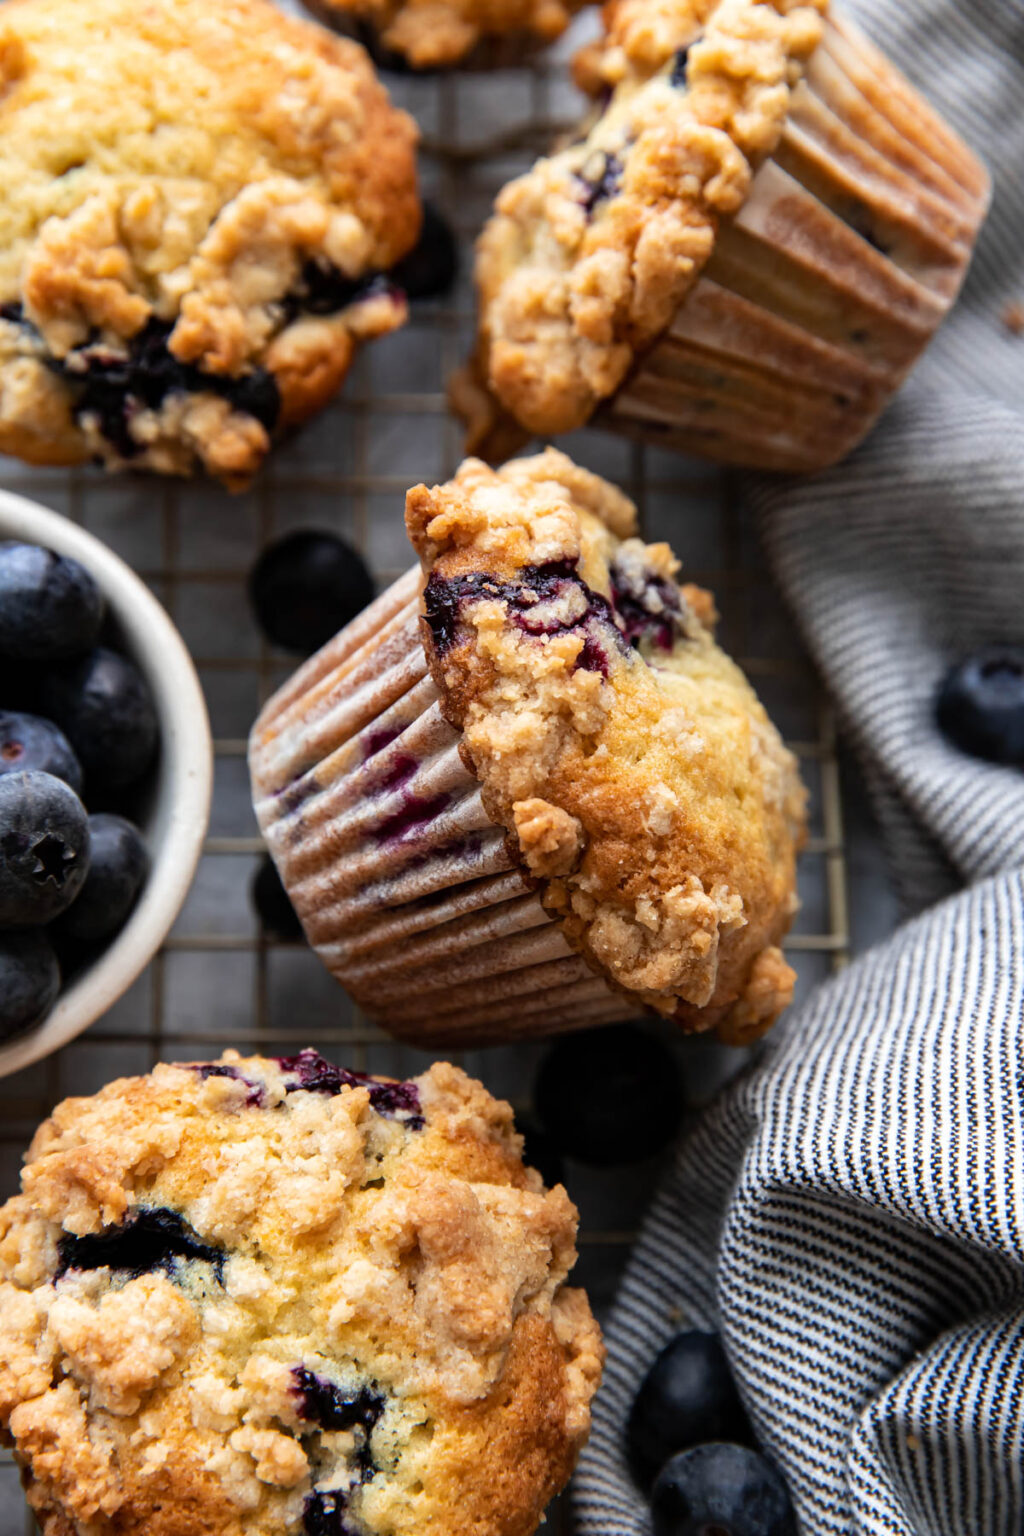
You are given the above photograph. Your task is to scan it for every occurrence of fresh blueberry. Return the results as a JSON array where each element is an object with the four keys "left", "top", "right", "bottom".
[
  {"left": 936, "top": 647, "right": 1024, "bottom": 765},
  {"left": 0, "top": 770, "right": 90, "bottom": 927},
  {"left": 534, "top": 1023, "right": 684, "bottom": 1166},
  {"left": 249, "top": 531, "right": 375, "bottom": 655},
  {"left": 0, "top": 929, "right": 61, "bottom": 1042},
  {"left": 0, "top": 541, "right": 103, "bottom": 662},
  {"left": 53, "top": 814, "right": 148, "bottom": 951},
  {"left": 391, "top": 204, "right": 459, "bottom": 301},
  {"left": 0, "top": 712, "right": 83, "bottom": 794},
  {"left": 628, "top": 1332, "right": 752, "bottom": 1489},
  {"left": 36, "top": 646, "right": 158, "bottom": 790},
  {"left": 252, "top": 854, "right": 303, "bottom": 940},
  {"left": 56, "top": 1206, "right": 224, "bottom": 1281},
  {"left": 650, "top": 1444, "right": 796, "bottom": 1536}
]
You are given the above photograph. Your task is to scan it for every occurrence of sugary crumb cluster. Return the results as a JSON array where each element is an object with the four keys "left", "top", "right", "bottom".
[
  {"left": 407, "top": 449, "right": 806, "bottom": 1040},
  {"left": 462, "top": 0, "right": 826, "bottom": 446},
  {"left": 0, "top": 0, "right": 420, "bottom": 485},
  {"left": 0, "top": 1051, "right": 602, "bottom": 1536}
]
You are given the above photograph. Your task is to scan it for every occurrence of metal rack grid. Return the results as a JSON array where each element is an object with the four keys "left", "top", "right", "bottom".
[{"left": 0, "top": 18, "right": 850, "bottom": 1533}]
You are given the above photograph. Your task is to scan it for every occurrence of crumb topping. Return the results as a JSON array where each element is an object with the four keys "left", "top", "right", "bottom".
[
  {"left": 0, "top": 0, "right": 419, "bottom": 484},
  {"left": 312, "top": 0, "right": 587, "bottom": 71},
  {"left": 0, "top": 1053, "right": 601, "bottom": 1536},
  {"left": 471, "top": 0, "right": 826, "bottom": 438},
  {"left": 406, "top": 449, "right": 806, "bottom": 1038}
]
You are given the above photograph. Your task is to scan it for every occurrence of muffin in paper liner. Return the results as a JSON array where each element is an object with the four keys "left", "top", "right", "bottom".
[
  {"left": 299, "top": 0, "right": 588, "bottom": 73},
  {"left": 453, "top": 0, "right": 990, "bottom": 473},
  {"left": 250, "top": 449, "right": 806, "bottom": 1048},
  {"left": 0, "top": 1050, "right": 603, "bottom": 1536}
]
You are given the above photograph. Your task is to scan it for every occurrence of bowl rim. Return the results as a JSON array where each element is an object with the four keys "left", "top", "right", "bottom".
[{"left": 0, "top": 488, "right": 213, "bottom": 1078}]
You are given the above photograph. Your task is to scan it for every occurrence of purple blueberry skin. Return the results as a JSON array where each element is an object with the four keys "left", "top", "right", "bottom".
[
  {"left": 277, "top": 1048, "right": 424, "bottom": 1127},
  {"left": 0, "top": 711, "right": 83, "bottom": 794},
  {"left": 53, "top": 813, "right": 148, "bottom": 951},
  {"left": 0, "top": 541, "right": 104, "bottom": 662},
  {"left": 0, "top": 769, "right": 91, "bottom": 928},
  {"left": 291, "top": 1367, "right": 385, "bottom": 1440},
  {"left": 188, "top": 1062, "right": 265, "bottom": 1107},
  {"left": 303, "top": 1490, "right": 359, "bottom": 1536},
  {"left": 575, "top": 152, "right": 624, "bottom": 216},
  {"left": 0, "top": 929, "right": 61, "bottom": 1043},
  {"left": 36, "top": 646, "right": 158, "bottom": 792},
  {"left": 390, "top": 203, "right": 458, "bottom": 301},
  {"left": 55, "top": 1207, "right": 225, "bottom": 1282},
  {"left": 936, "top": 647, "right": 1024, "bottom": 765},
  {"left": 628, "top": 1331, "right": 752, "bottom": 1490}
]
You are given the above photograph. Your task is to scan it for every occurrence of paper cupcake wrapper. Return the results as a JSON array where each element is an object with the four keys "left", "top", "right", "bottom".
[
  {"left": 250, "top": 565, "right": 625, "bottom": 1047},
  {"left": 600, "top": 11, "right": 990, "bottom": 472}
]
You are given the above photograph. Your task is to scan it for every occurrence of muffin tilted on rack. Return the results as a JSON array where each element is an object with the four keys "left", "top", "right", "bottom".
[
  {"left": 250, "top": 449, "right": 806, "bottom": 1048},
  {"left": 0, "top": 1051, "right": 603, "bottom": 1536},
  {"left": 0, "top": 0, "right": 420, "bottom": 487},
  {"left": 453, "top": 0, "right": 990, "bottom": 471}
]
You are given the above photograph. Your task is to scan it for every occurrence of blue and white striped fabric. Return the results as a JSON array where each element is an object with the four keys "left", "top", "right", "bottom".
[{"left": 574, "top": 1, "right": 1024, "bottom": 1531}]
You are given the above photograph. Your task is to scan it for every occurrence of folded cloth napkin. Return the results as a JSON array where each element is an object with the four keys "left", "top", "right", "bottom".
[{"left": 573, "top": 1, "right": 1024, "bottom": 1532}]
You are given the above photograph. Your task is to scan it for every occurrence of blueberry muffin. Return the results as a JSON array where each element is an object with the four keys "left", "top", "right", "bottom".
[
  {"left": 0, "top": 0, "right": 420, "bottom": 487},
  {"left": 0, "top": 1050, "right": 603, "bottom": 1536},
  {"left": 250, "top": 449, "right": 806, "bottom": 1047},
  {"left": 300, "top": 0, "right": 585, "bottom": 73},
  {"left": 454, "top": 0, "right": 989, "bottom": 471}
]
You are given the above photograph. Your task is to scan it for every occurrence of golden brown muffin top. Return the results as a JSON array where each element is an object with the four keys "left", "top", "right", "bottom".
[
  {"left": 0, "top": 1052, "right": 602, "bottom": 1536},
  {"left": 407, "top": 449, "right": 806, "bottom": 1039},
  {"left": 0, "top": 0, "right": 419, "bottom": 482},
  {"left": 469, "top": 0, "right": 826, "bottom": 441}
]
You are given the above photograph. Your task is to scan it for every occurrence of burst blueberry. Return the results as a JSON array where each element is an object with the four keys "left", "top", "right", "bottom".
[
  {"left": 0, "top": 541, "right": 103, "bottom": 661},
  {"left": 0, "top": 770, "right": 90, "bottom": 927},
  {"left": 0, "top": 930, "right": 61, "bottom": 1043},
  {"left": 37, "top": 646, "right": 158, "bottom": 791},
  {"left": 56, "top": 1207, "right": 224, "bottom": 1281},
  {"left": 628, "top": 1331, "right": 751, "bottom": 1489},
  {"left": 936, "top": 646, "right": 1024, "bottom": 765},
  {"left": 249, "top": 531, "right": 375, "bottom": 655},
  {"left": 277, "top": 1048, "right": 424, "bottom": 1126},
  {"left": 0, "top": 711, "right": 82, "bottom": 794},
  {"left": 650, "top": 1444, "right": 796, "bottom": 1536}
]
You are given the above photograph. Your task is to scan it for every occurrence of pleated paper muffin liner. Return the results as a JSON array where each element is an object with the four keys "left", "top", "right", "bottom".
[
  {"left": 250, "top": 565, "right": 625, "bottom": 1047},
  {"left": 600, "top": 10, "right": 990, "bottom": 472}
]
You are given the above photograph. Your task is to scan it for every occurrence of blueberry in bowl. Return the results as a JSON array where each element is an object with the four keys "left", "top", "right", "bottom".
[{"left": 0, "top": 491, "right": 211, "bottom": 1075}]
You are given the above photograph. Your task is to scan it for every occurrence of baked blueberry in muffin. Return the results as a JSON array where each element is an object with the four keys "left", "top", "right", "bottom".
[
  {"left": 0, "top": 1051, "right": 602, "bottom": 1536},
  {"left": 0, "top": 0, "right": 419, "bottom": 486}
]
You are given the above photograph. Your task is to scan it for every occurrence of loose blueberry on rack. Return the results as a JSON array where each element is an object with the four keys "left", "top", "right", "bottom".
[
  {"left": 0, "top": 930, "right": 61, "bottom": 1043},
  {"left": 518, "top": 1113, "right": 567, "bottom": 1191},
  {"left": 252, "top": 854, "right": 304, "bottom": 940},
  {"left": 0, "top": 541, "right": 103, "bottom": 661},
  {"left": 249, "top": 531, "right": 375, "bottom": 655},
  {"left": 0, "top": 770, "right": 91, "bottom": 927},
  {"left": 650, "top": 1444, "right": 796, "bottom": 1536},
  {"left": 37, "top": 646, "right": 158, "bottom": 791},
  {"left": 936, "top": 647, "right": 1024, "bottom": 765},
  {"left": 628, "top": 1332, "right": 752, "bottom": 1490},
  {"left": 533, "top": 1023, "right": 684, "bottom": 1166},
  {"left": 0, "top": 711, "right": 83, "bottom": 794},
  {"left": 53, "top": 813, "right": 148, "bottom": 953},
  {"left": 391, "top": 203, "right": 459, "bottom": 301}
]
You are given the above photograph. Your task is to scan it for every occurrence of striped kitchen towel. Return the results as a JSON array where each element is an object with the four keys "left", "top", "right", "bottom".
[{"left": 573, "top": 0, "right": 1024, "bottom": 1532}]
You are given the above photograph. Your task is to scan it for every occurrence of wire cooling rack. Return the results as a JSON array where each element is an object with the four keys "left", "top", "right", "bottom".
[{"left": 0, "top": 18, "right": 851, "bottom": 1533}]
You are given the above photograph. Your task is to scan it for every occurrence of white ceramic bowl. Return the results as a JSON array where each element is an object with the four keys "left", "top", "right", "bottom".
[{"left": 0, "top": 489, "right": 212, "bottom": 1077}]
